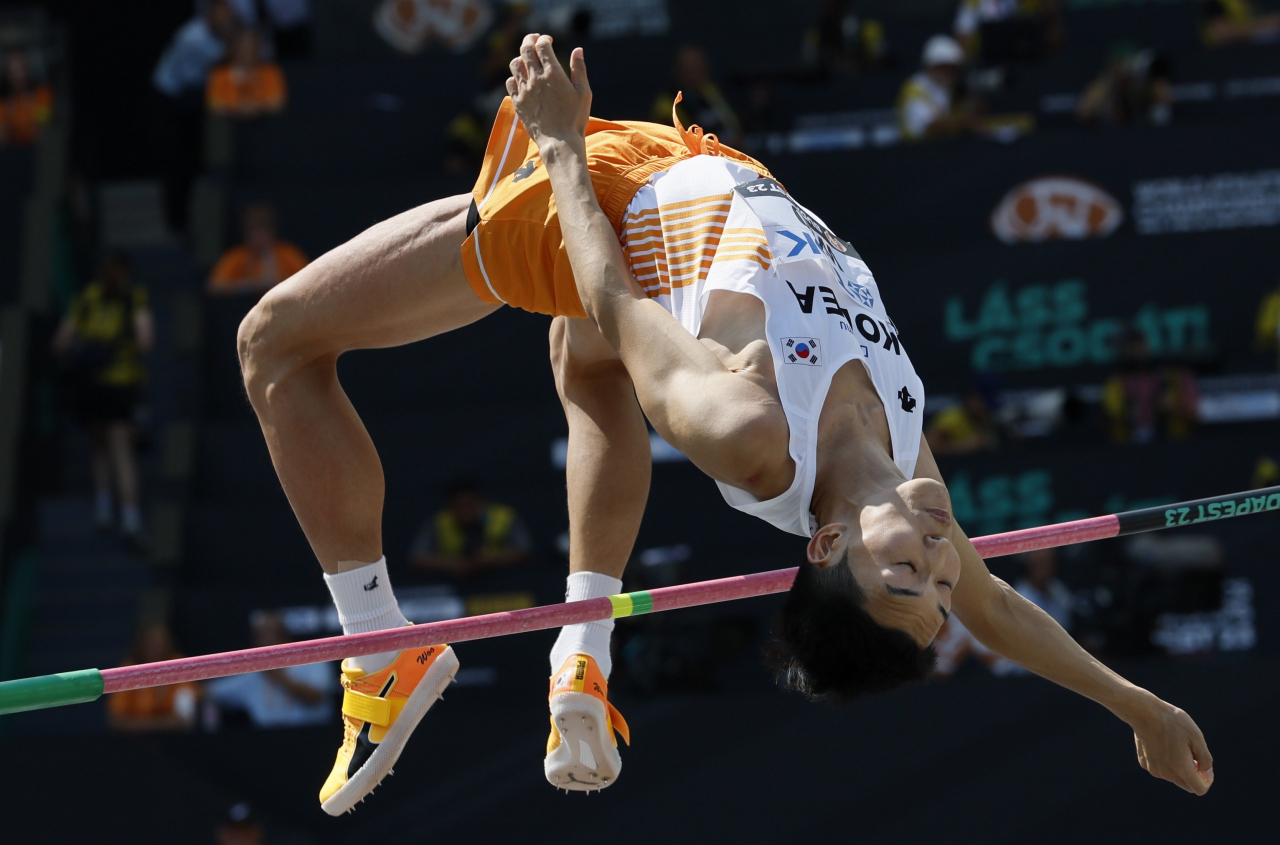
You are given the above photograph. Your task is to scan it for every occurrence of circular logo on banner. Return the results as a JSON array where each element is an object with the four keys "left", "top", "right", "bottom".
[
  {"left": 991, "top": 177, "right": 1124, "bottom": 244},
  {"left": 795, "top": 342, "right": 811, "bottom": 359}
]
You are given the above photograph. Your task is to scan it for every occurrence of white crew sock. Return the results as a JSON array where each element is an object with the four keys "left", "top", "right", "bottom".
[
  {"left": 323, "top": 557, "right": 410, "bottom": 673},
  {"left": 550, "top": 571, "right": 622, "bottom": 680}
]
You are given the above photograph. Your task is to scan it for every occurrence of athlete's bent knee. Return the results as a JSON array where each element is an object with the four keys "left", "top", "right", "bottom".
[
  {"left": 237, "top": 303, "right": 275, "bottom": 404},
  {"left": 237, "top": 291, "right": 328, "bottom": 407}
]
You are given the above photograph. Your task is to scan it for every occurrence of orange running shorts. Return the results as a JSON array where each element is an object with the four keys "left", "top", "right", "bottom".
[{"left": 460, "top": 97, "right": 770, "bottom": 319}]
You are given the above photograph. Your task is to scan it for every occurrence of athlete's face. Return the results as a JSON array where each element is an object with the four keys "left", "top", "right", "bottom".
[{"left": 809, "top": 478, "right": 962, "bottom": 646}]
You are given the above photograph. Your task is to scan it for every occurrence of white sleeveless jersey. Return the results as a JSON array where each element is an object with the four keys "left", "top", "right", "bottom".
[{"left": 621, "top": 156, "right": 925, "bottom": 537}]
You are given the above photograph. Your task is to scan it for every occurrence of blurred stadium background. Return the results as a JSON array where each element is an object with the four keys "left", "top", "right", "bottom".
[{"left": 0, "top": 0, "right": 1278, "bottom": 842}]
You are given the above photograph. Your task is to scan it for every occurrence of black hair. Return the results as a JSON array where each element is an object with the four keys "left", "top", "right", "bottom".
[{"left": 774, "top": 553, "right": 937, "bottom": 704}]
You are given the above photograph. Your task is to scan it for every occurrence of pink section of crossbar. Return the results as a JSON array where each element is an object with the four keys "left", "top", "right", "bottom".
[
  {"left": 970, "top": 514, "right": 1120, "bottom": 558},
  {"left": 99, "top": 515, "right": 1119, "bottom": 693},
  {"left": 101, "top": 569, "right": 800, "bottom": 693}
]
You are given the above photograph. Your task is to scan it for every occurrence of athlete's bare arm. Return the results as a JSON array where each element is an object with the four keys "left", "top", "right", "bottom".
[
  {"left": 551, "top": 316, "right": 651, "bottom": 579},
  {"left": 507, "top": 35, "right": 791, "bottom": 491},
  {"left": 915, "top": 438, "right": 1215, "bottom": 795}
]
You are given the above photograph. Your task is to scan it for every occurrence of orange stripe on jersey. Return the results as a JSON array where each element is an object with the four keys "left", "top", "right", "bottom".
[
  {"left": 658, "top": 227, "right": 727, "bottom": 248},
  {"left": 628, "top": 200, "right": 733, "bottom": 228},
  {"left": 619, "top": 187, "right": 775, "bottom": 299},
  {"left": 657, "top": 194, "right": 735, "bottom": 214},
  {"left": 623, "top": 218, "right": 725, "bottom": 245},
  {"left": 712, "top": 246, "right": 772, "bottom": 268},
  {"left": 624, "top": 194, "right": 731, "bottom": 221},
  {"left": 718, "top": 237, "right": 770, "bottom": 250},
  {"left": 625, "top": 228, "right": 771, "bottom": 295}
]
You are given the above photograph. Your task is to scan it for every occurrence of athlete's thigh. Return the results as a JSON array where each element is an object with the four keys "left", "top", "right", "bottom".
[{"left": 253, "top": 194, "right": 499, "bottom": 361}]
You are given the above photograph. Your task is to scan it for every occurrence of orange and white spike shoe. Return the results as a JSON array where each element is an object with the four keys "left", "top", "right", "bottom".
[
  {"left": 319, "top": 643, "right": 458, "bottom": 815},
  {"left": 545, "top": 654, "right": 630, "bottom": 792}
]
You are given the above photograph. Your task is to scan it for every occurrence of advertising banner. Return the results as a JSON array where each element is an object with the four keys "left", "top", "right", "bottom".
[{"left": 772, "top": 119, "right": 1280, "bottom": 392}]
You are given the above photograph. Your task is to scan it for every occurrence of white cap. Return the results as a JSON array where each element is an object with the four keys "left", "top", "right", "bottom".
[{"left": 922, "top": 34, "right": 964, "bottom": 67}]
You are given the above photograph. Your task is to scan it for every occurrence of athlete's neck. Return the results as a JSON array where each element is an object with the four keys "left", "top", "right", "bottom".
[{"left": 810, "top": 361, "right": 904, "bottom": 525}]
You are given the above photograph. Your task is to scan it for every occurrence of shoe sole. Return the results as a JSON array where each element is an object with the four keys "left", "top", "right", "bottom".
[
  {"left": 321, "top": 646, "right": 459, "bottom": 816},
  {"left": 544, "top": 691, "right": 621, "bottom": 793}
]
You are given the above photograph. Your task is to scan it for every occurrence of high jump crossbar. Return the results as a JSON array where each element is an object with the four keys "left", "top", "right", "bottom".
[{"left": 2, "top": 485, "right": 1277, "bottom": 716}]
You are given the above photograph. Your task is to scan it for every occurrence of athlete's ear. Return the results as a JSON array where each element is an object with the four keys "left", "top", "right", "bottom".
[
  {"left": 807, "top": 523, "right": 846, "bottom": 568},
  {"left": 569, "top": 47, "right": 590, "bottom": 94}
]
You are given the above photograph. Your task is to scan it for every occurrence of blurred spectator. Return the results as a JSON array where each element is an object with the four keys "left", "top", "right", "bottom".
[
  {"left": 206, "top": 29, "right": 287, "bottom": 118},
  {"left": 215, "top": 803, "right": 264, "bottom": 845},
  {"left": 651, "top": 46, "right": 742, "bottom": 146},
  {"left": 445, "top": 2, "right": 534, "bottom": 172},
  {"left": 926, "top": 386, "right": 999, "bottom": 455},
  {"left": 1201, "top": 0, "right": 1280, "bottom": 47},
  {"left": 208, "top": 202, "right": 309, "bottom": 295},
  {"left": 205, "top": 611, "right": 334, "bottom": 728},
  {"left": 1076, "top": 42, "right": 1172, "bottom": 127},
  {"left": 1255, "top": 281, "right": 1280, "bottom": 370},
  {"left": 1102, "top": 331, "right": 1199, "bottom": 444},
  {"left": 445, "top": 1, "right": 588, "bottom": 172},
  {"left": 53, "top": 253, "right": 153, "bottom": 540},
  {"left": 375, "top": 0, "right": 494, "bottom": 55},
  {"left": 0, "top": 51, "right": 54, "bottom": 146},
  {"left": 932, "top": 615, "right": 1006, "bottom": 677},
  {"left": 106, "top": 622, "right": 199, "bottom": 732},
  {"left": 228, "top": 0, "right": 315, "bottom": 59},
  {"left": 152, "top": 0, "right": 237, "bottom": 233},
  {"left": 738, "top": 81, "right": 781, "bottom": 138},
  {"left": 897, "top": 35, "right": 983, "bottom": 141},
  {"left": 954, "top": 0, "right": 1062, "bottom": 62},
  {"left": 1253, "top": 454, "right": 1279, "bottom": 488},
  {"left": 410, "top": 478, "right": 532, "bottom": 578},
  {"left": 935, "top": 550, "right": 1071, "bottom": 679},
  {"left": 1015, "top": 549, "right": 1074, "bottom": 631},
  {"left": 479, "top": 2, "right": 532, "bottom": 89},
  {"left": 153, "top": 1, "right": 236, "bottom": 98},
  {"left": 445, "top": 88, "right": 505, "bottom": 174},
  {"left": 802, "top": 0, "right": 889, "bottom": 75}
]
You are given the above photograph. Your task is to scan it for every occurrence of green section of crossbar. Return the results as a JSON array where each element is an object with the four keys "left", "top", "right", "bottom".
[{"left": 0, "top": 669, "right": 103, "bottom": 716}]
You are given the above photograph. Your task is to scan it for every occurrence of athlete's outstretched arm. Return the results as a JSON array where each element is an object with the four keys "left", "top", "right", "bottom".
[
  {"left": 550, "top": 316, "right": 651, "bottom": 579},
  {"left": 506, "top": 34, "right": 790, "bottom": 489},
  {"left": 916, "top": 438, "right": 1215, "bottom": 796}
]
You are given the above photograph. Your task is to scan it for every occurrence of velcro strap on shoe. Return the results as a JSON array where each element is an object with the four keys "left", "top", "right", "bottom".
[{"left": 343, "top": 688, "right": 392, "bottom": 726}]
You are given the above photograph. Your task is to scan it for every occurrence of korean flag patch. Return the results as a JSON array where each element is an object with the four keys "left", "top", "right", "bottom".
[{"left": 782, "top": 337, "right": 821, "bottom": 366}]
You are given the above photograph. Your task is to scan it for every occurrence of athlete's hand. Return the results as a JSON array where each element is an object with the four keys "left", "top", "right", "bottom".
[
  {"left": 1127, "top": 696, "right": 1214, "bottom": 795},
  {"left": 506, "top": 33, "right": 591, "bottom": 151}
]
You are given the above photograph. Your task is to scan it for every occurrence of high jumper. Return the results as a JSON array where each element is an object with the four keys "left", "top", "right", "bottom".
[{"left": 222, "top": 35, "right": 1214, "bottom": 813}]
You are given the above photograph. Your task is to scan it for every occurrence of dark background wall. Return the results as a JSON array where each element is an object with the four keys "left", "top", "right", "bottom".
[{"left": 2, "top": 1, "right": 1278, "bottom": 843}]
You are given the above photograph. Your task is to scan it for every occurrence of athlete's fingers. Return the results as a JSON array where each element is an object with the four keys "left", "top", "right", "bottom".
[
  {"left": 534, "top": 35, "right": 558, "bottom": 77},
  {"left": 569, "top": 47, "right": 590, "bottom": 93},
  {"left": 505, "top": 76, "right": 517, "bottom": 97},
  {"left": 1189, "top": 726, "right": 1214, "bottom": 783},
  {"left": 520, "top": 32, "right": 543, "bottom": 76},
  {"left": 1174, "top": 759, "right": 1206, "bottom": 795},
  {"left": 1188, "top": 736, "right": 1214, "bottom": 794},
  {"left": 1179, "top": 756, "right": 1210, "bottom": 796},
  {"left": 509, "top": 56, "right": 527, "bottom": 87}
]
